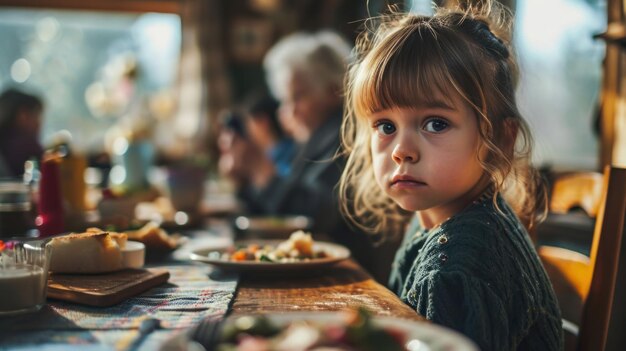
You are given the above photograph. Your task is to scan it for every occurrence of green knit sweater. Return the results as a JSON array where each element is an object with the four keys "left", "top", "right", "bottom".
[{"left": 389, "top": 195, "right": 563, "bottom": 351}]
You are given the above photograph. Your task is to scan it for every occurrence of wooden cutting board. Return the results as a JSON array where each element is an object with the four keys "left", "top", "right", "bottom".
[{"left": 47, "top": 268, "right": 170, "bottom": 307}]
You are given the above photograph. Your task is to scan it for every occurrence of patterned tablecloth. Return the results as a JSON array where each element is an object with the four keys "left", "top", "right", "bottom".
[{"left": 0, "top": 263, "right": 238, "bottom": 351}]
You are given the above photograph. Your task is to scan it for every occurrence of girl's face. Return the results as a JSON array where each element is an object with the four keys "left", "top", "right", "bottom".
[{"left": 367, "top": 92, "right": 488, "bottom": 228}]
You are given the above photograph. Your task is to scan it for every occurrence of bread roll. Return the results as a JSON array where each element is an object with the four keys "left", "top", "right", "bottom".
[
  {"left": 48, "top": 231, "right": 128, "bottom": 274},
  {"left": 126, "top": 222, "right": 177, "bottom": 250},
  {"left": 85, "top": 227, "right": 128, "bottom": 248}
]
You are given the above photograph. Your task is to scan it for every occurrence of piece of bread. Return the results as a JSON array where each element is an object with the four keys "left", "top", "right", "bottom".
[
  {"left": 126, "top": 222, "right": 178, "bottom": 251},
  {"left": 48, "top": 231, "right": 128, "bottom": 274},
  {"left": 84, "top": 227, "right": 128, "bottom": 248}
]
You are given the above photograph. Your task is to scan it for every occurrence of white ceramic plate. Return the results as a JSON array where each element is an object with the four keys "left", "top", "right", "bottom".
[
  {"left": 265, "top": 313, "right": 478, "bottom": 351},
  {"left": 160, "top": 312, "right": 478, "bottom": 351},
  {"left": 189, "top": 239, "right": 350, "bottom": 272}
]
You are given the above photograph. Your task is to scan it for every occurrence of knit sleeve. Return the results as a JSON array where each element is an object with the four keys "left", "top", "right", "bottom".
[{"left": 412, "top": 270, "right": 512, "bottom": 351}]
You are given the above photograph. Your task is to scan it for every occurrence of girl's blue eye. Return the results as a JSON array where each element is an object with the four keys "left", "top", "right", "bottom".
[
  {"left": 423, "top": 118, "right": 449, "bottom": 133},
  {"left": 375, "top": 121, "right": 396, "bottom": 135}
]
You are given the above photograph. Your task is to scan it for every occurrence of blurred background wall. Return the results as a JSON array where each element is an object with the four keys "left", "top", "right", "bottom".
[{"left": 0, "top": 0, "right": 617, "bottom": 171}]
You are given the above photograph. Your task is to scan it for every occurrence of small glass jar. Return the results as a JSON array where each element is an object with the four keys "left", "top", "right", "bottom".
[
  {"left": 0, "top": 239, "right": 51, "bottom": 315},
  {"left": 0, "top": 181, "right": 35, "bottom": 238}
]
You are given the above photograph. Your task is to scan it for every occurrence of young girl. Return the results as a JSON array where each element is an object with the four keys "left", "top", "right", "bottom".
[{"left": 339, "top": 3, "right": 563, "bottom": 350}]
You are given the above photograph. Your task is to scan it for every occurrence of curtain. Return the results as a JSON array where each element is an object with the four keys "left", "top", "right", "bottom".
[{"left": 164, "top": 0, "right": 231, "bottom": 166}]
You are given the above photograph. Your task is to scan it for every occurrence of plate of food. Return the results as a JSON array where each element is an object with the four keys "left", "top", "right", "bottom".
[
  {"left": 161, "top": 307, "right": 478, "bottom": 351},
  {"left": 189, "top": 231, "right": 349, "bottom": 272}
]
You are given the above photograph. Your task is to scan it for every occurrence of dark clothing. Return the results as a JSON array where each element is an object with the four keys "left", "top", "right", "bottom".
[
  {"left": 389, "top": 195, "right": 563, "bottom": 351},
  {"left": 0, "top": 130, "right": 42, "bottom": 178},
  {"left": 240, "top": 111, "right": 342, "bottom": 228},
  {"left": 240, "top": 110, "right": 398, "bottom": 282}
]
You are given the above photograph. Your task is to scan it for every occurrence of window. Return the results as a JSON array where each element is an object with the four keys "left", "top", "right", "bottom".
[
  {"left": 516, "top": 0, "right": 606, "bottom": 169},
  {"left": 0, "top": 8, "right": 181, "bottom": 154}
]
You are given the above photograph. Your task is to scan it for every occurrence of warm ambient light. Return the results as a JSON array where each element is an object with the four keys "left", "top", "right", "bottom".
[{"left": 174, "top": 211, "right": 189, "bottom": 225}]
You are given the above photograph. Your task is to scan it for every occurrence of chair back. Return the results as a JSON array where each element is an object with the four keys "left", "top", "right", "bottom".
[
  {"left": 550, "top": 172, "right": 604, "bottom": 217},
  {"left": 538, "top": 166, "right": 626, "bottom": 351},
  {"left": 578, "top": 166, "right": 626, "bottom": 351}
]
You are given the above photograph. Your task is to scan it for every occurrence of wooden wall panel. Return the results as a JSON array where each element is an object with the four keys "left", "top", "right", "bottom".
[{"left": 596, "top": 0, "right": 626, "bottom": 167}]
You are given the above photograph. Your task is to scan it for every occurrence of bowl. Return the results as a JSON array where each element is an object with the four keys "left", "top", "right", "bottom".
[{"left": 122, "top": 241, "right": 145, "bottom": 269}]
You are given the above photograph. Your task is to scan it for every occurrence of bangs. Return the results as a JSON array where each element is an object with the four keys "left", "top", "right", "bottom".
[{"left": 351, "top": 22, "right": 465, "bottom": 118}]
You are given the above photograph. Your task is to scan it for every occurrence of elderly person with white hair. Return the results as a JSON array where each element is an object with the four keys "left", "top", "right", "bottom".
[
  {"left": 228, "top": 30, "right": 397, "bottom": 282},
  {"left": 238, "top": 30, "right": 348, "bottom": 222},
  {"left": 264, "top": 31, "right": 349, "bottom": 144}
]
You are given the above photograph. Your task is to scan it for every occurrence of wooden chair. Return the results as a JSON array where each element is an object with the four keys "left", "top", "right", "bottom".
[
  {"left": 549, "top": 172, "right": 604, "bottom": 217},
  {"left": 538, "top": 166, "right": 626, "bottom": 351}
]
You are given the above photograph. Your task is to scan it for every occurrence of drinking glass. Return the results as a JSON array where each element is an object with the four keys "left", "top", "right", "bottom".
[{"left": 0, "top": 239, "right": 51, "bottom": 315}]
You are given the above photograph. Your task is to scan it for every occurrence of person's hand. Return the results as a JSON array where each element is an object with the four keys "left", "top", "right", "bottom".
[
  {"left": 218, "top": 151, "right": 244, "bottom": 184},
  {"left": 249, "top": 154, "right": 276, "bottom": 189},
  {"left": 217, "top": 131, "right": 252, "bottom": 186},
  {"left": 217, "top": 129, "right": 277, "bottom": 189}
]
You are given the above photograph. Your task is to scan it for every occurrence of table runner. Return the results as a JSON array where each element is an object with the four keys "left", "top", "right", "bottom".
[{"left": 0, "top": 264, "right": 238, "bottom": 350}]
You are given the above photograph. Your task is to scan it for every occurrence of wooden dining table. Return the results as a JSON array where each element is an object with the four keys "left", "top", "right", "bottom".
[
  {"left": 0, "top": 218, "right": 426, "bottom": 350},
  {"left": 231, "top": 259, "right": 424, "bottom": 321},
  {"left": 198, "top": 217, "right": 424, "bottom": 320}
]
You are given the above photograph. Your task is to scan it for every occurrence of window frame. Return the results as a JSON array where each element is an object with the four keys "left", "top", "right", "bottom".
[{"left": 0, "top": 0, "right": 180, "bottom": 14}]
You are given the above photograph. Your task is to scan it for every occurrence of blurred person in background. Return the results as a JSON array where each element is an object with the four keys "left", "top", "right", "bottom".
[
  {"left": 217, "top": 95, "right": 296, "bottom": 209},
  {"left": 244, "top": 30, "right": 349, "bottom": 225},
  {"left": 221, "top": 31, "right": 398, "bottom": 282},
  {"left": 0, "top": 88, "right": 44, "bottom": 178},
  {"left": 217, "top": 110, "right": 259, "bottom": 188},
  {"left": 243, "top": 94, "right": 296, "bottom": 177}
]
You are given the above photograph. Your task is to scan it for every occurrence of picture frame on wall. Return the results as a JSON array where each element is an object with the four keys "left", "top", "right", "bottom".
[{"left": 230, "top": 17, "right": 274, "bottom": 63}]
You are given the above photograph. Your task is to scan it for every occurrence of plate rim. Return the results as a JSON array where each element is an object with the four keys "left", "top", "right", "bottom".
[
  {"left": 255, "top": 312, "right": 479, "bottom": 351},
  {"left": 188, "top": 239, "right": 351, "bottom": 272}
]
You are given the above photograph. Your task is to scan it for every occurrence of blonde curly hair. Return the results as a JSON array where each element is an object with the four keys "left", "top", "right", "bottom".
[{"left": 339, "top": 2, "right": 546, "bottom": 237}]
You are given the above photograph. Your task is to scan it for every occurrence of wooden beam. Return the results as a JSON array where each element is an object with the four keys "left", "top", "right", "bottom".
[{"left": 0, "top": 0, "right": 181, "bottom": 14}]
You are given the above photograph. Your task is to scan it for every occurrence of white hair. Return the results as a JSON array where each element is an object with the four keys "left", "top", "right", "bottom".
[{"left": 263, "top": 31, "right": 352, "bottom": 100}]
